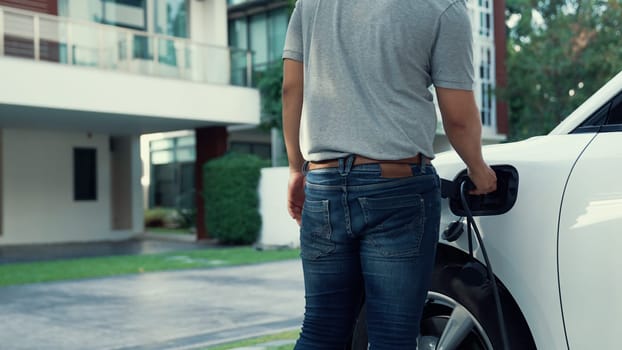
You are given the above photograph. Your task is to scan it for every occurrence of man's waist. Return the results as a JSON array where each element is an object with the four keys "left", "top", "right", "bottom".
[{"left": 307, "top": 154, "right": 431, "bottom": 178}]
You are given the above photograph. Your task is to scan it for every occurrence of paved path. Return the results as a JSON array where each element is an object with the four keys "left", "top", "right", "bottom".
[
  {"left": 0, "top": 260, "right": 304, "bottom": 350},
  {"left": 0, "top": 234, "right": 209, "bottom": 264}
]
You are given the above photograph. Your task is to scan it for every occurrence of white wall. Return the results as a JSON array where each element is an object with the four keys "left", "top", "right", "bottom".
[
  {"left": 110, "top": 135, "right": 143, "bottom": 234},
  {"left": 188, "top": 0, "right": 230, "bottom": 84},
  {"left": 0, "top": 58, "right": 260, "bottom": 127},
  {"left": 0, "top": 129, "right": 3, "bottom": 236},
  {"left": 258, "top": 167, "right": 300, "bottom": 248},
  {"left": 0, "top": 128, "right": 137, "bottom": 245},
  {"left": 189, "top": 0, "right": 228, "bottom": 46}
]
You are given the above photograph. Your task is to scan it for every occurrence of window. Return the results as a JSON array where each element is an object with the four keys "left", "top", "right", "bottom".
[
  {"left": 573, "top": 93, "right": 622, "bottom": 133},
  {"left": 606, "top": 94, "right": 622, "bottom": 126},
  {"left": 574, "top": 104, "right": 610, "bottom": 133},
  {"left": 228, "top": 0, "right": 251, "bottom": 5},
  {"left": 249, "top": 13, "right": 269, "bottom": 68},
  {"left": 478, "top": 45, "right": 495, "bottom": 127},
  {"left": 228, "top": 6, "right": 289, "bottom": 86},
  {"left": 74, "top": 148, "right": 97, "bottom": 201},
  {"left": 149, "top": 136, "right": 196, "bottom": 208},
  {"left": 230, "top": 142, "right": 271, "bottom": 160},
  {"left": 468, "top": 0, "right": 496, "bottom": 130},
  {"left": 477, "top": 0, "right": 492, "bottom": 37},
  {"left": 154, "top": 0, "right": 188, "bottom": 38},
  {"left": 101, "top": 0, "right": 147, "bottom": 30},
  {"left": 229, "top": 18, "right": 249, "bottom": 85},
  {"left": 268, "top": 9, "right": 288, "bottom": 64}
]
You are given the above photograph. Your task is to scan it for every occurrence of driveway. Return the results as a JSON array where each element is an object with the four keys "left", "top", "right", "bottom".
[{"left": 0, "top": 260, "right": 304, "bottom": 350}]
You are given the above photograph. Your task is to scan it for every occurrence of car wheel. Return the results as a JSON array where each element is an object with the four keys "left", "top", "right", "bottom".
[
  {"left": 350, "top": 290, "right": 493, "bottom": 350},
  {"left": 351, "top": 246, "right": 536, "bottom": 350}
]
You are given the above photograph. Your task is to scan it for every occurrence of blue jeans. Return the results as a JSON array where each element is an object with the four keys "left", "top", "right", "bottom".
[{"left": 294, "top": 155, "right": 441, "bottom": 350}]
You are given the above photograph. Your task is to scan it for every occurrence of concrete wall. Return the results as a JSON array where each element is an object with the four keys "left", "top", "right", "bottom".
[
  {"left": 0, "top": 128, "right": 136, "bottom": 245},
  {"left": 0, "top": 129, "right": 2, "bottom": 236},
  {"left": 189, "top": 0, "right": 228, "bottom": 46},
  {"left": 0, "top": 58, "right": 260, "bottom": 128},
  {"left": 257, "top": 167, "right": 300, "bottom": 248},
  {"left": 188, "top": 0, "right": 231, "bottom": 85}
]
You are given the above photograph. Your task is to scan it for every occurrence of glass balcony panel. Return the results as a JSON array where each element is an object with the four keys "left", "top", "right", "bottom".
[
  {"left": 230, "top": 48, "right": 249, "bottom": 86},
  {"left": 39, "top": 17, "right": 61, "bottom": 62},
  {"left": 1, "top": 6, "right": 249, "bottom": 86},
  {"left": 70, "top": 22, "right": 101, "bottom": 67},
  {"left": 154, "top": 37, "right": 185, "bottom": 79}
]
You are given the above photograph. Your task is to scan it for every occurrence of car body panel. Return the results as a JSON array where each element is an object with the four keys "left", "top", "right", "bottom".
[
  {"left": 433, "top": 133, "right": 596, "bottom": 350},
  {"left": 558, "top": 131, "right": 622, "bottom": 349}
]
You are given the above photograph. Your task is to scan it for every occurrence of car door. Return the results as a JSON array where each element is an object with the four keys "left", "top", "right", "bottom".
[{"left": 558, "top": 92, "right": 622, "bottom": 349}]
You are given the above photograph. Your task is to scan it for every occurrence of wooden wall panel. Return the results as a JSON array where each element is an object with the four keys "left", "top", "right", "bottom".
[
  {"left": 0, "top": 0, "right": 58, "bottom": 15},
  {"left": 1, "top": 0, "right": 59, "bottom": 61}
]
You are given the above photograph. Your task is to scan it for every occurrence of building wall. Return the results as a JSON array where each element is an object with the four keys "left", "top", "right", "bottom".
[
  {"left": 190, "top": 0, "right": 227, "bottom": 46},
  {"left": 0, "top": 129, "right": 3, "bottom": 236},
  {"left": 0, "top": 128, "right": 136, "bottom": 245}
]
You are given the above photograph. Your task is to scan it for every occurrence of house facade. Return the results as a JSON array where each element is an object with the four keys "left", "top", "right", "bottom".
[{"left": 0, "top": 0, "right": 260, "bottom": 245}]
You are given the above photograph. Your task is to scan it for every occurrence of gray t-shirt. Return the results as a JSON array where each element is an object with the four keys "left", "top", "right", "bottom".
[{"left": 283, "top": 0, "right": 474, "bottom": 161}]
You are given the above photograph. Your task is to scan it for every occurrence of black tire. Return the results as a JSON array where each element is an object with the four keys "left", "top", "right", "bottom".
[{"left": 351, "top": 245, "right": 536, "bottom": 350}]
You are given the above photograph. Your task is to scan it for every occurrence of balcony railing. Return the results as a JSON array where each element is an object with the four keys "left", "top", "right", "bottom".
[{"left": 0, "top": 6, "right": 254, "bottom": 87}]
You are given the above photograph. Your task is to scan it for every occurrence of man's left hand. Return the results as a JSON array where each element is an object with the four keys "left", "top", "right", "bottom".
[{"left": 288, "top": 171, "right": 305, "bottom": 226}]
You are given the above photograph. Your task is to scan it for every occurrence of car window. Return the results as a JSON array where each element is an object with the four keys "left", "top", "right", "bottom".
[
  {"left": 573, "top": 103, "right": 610, "bottom": 133},
  {"left": 606, "top": 93, "right": 622, "bottom": 125},
  {"left": 573, "top": 92, "right": 622, "bottom": 133}
]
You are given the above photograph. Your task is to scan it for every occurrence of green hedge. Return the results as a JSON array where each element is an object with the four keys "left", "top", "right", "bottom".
[{"left": 203, "top": 153, "right": 269, "bottom": 245}]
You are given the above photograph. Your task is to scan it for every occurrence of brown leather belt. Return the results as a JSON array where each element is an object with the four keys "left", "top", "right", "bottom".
[{"left": 307, "top": 154, "right": 431, "bottom": 178}]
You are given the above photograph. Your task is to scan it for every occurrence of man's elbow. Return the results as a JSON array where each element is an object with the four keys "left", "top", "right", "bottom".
[
  {"left": 282, "top": 81, "right": 302, "bottom": 100},
  {"left": 442, "top": 114, "right": 469, "bottom": 131}
]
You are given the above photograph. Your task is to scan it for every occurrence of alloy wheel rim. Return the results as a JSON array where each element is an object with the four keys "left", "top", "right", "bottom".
[{"left": 418, "top": 291, "right": 494, "bottom": 350}]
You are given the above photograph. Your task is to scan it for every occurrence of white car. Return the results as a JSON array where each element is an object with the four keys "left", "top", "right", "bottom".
[{"left": 353, "top": 71, "right": 622, "bottom": 350}]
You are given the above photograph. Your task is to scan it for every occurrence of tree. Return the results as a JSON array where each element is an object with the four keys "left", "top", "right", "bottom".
[
  {"left": 504, "top": 0, "right": 622, "bottom": 140},
  {"left": 256, "top": 61, "right": 284, "bottom": 130},
  {"left": 256, "top": 0, "right": 297, "bottom": 131}
]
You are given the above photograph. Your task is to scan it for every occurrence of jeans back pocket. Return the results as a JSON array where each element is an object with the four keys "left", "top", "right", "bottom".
[
  {"left": 358, "top": 194, "right": 425, "bottom": 257},
  {"left": 300, "top": 199, "right": 335, "bottom": 259}
]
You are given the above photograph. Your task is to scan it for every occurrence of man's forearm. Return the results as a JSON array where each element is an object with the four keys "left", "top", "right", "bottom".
[
  {"left": 282, "top": 59, "right": 304, "bottom": 173},
  {"left": 443, "top": 113, "right": 486, "bottom": 171},
  {"left": 436, "top": 87, "right": 486, "bottom": 170},
  {"left": 283, "top": 93, "right": 304, "bottom": 172}
]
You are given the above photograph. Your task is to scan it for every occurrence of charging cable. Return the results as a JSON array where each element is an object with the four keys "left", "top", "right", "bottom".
[{"left": 459, "top": 180, "right": 511, "bottom": 350}]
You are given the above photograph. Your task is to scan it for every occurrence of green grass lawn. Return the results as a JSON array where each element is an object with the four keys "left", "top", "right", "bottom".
[
  {"left": 206, "top": 329, "right": 299, "bottom": 350},
  {"left": 0, "top": 247, "right": 300, "bottom": 287}
]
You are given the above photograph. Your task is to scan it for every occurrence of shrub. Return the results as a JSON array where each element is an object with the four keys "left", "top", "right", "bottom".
[
  {"left": 174, "top": 190, "right": 197, "bottom": 229},
  {"left": 144, "top": 207, "right": 176, "bottom": 228},
  {"left": 203, "top": 153, "right": 269, "bottom": 245}
]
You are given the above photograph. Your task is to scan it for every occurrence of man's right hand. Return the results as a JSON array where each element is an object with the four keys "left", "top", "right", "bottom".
[{"left": 468, "top": 164, "right": 497, "bottom": 195}]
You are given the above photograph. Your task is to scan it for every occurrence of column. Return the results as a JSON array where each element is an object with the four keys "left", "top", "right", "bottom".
[
  {"left": 194, "top": 126, "right": 228, "bottom": 240},
  {"left": 494, "top": 0, "right": 509, "bottom": 135}
]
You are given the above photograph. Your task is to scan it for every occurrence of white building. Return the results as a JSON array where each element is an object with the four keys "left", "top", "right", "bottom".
[{"left": 0, "top": 0, "right": 260, "bottom": 245}]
